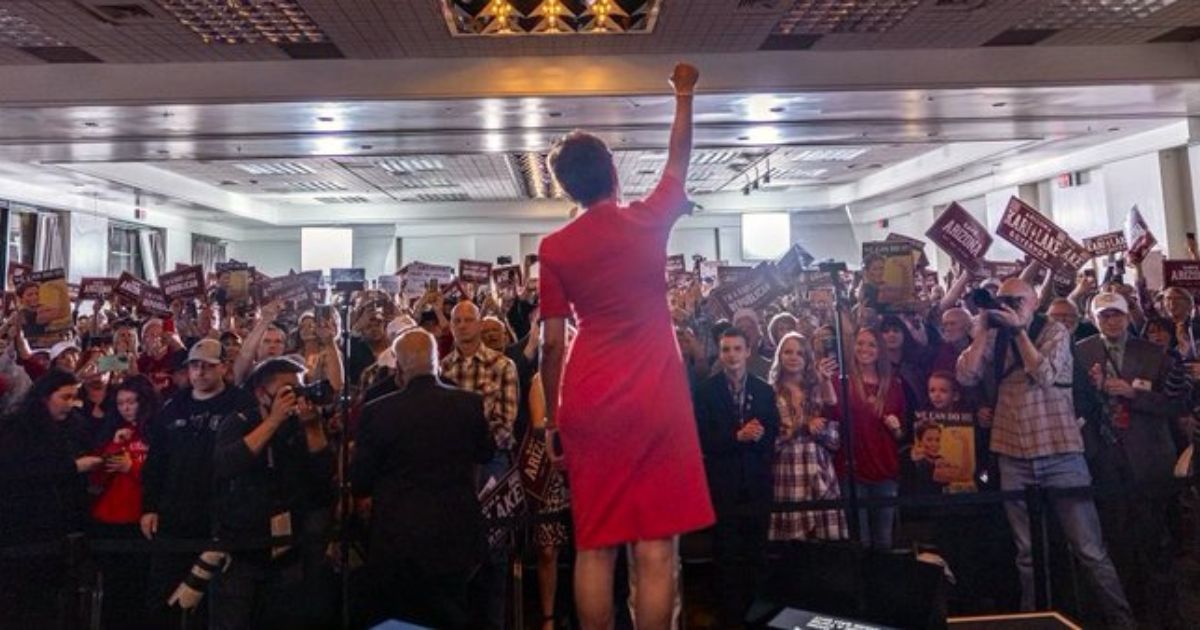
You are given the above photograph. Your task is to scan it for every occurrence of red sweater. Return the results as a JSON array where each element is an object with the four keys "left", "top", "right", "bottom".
[
  {"left": 90, "top": 424, "right": 149, "bottom": 525},
  {"left": 832, "top": 376, "right": 906, "bottom": 483}
]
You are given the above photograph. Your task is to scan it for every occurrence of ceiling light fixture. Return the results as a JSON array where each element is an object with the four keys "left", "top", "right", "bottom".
[
  {"left": 154, "top": 0, "right": 329, "bottom": 45},
  {"left": 441, "top": 0, "right": 662, "bottom": 37}
]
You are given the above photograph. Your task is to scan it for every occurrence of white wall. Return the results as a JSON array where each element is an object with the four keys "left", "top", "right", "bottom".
[
  {"left": 1102, "top": 153, "right": 1167, "bottom": 251},
  {"left": 68, "top": 212, "right": 108, "bottom": 283},
  {"left": 668, "top": 227, "right": 719, "bottom": 261},
  {"left": 352, "top": 227, "right": 397, "bottom": 279},
  {"left": 166, "top": 228, "right": 192, "bottom": 269},
  {"left": 227, "top": 237, "right": 302, "bottom": 276}
]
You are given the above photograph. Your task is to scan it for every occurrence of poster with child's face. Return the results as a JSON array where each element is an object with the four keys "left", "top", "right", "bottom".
[{"left": 21, "top": 269, "right": 72, "bottom": 347}]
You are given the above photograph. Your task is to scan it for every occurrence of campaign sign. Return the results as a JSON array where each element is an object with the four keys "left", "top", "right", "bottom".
[
  {"left": 925, "top": 202, "right": 992, "bottom": 270},
  {"left": 139, "top": 287, "right": 172, "bottom": 317},
  {"left": 458, "top": 259, "right": 493, "bottom": 285},
  {"left": 114, "top": 272, "right": 151, "bottom": 303},
  {"left": 1082, "top": 231, "right": 1127, "bottom": 257},
  {"left": 861, "top": 241, "right": 916, "bottom": 305},
  {"left": 996, "top": 197, "right": 1090, "bottom": 274},
  {"left": 159, "top": 265, "right": 206, "bottom": 300},
  {"left": 517, "top": 429, "right": 552, "bottom": 502},
  {"left": 708, "top": 265, "right": 787, "bottom": 320},
  {"left": 79, "top": 277, "right": 118, "bottom": 300},
  {"left": 479, "top": 469, "right": 526, "bottom": 551},
  {"left": 1163, "top": 260, "right": 1200, "bottom": 292}
]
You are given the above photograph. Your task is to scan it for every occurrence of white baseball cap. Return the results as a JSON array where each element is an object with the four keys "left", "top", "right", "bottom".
[{"left": 1091, "top": 292, "right": 1129, "bottom": 318}]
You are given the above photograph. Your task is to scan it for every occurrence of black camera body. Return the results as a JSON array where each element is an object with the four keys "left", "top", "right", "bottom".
[
  {"left": 971, "top": 288, "right": 1024, "bottom": 328},
  {"left": 290, "top": 380, "right": 334, "bottom": 406}
]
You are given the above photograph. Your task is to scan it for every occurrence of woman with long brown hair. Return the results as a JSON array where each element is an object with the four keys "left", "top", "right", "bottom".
[
  {"left": 833, "top": 327, "right": 906, "bottom": 550},
  {"left": 768, "top": 332, "right": 847, "bottom": 542}
]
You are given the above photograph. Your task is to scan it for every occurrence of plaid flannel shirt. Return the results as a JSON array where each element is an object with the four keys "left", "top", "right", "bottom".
[
  {"left": 440, "top": 344, "right": 519, "bottom": 450},
  {"left": 957, "top": 319, "right": 1083, "bottom": 459},
  {"left": 769, "top": 394, "right": 847, "bottom": 542}
]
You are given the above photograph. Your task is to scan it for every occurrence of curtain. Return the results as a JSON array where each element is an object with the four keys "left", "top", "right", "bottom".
[
  {"left": 193, "top": 236, "right": 227, "bottom": 274},
  {"left": 33, "top": 212, "right": 66, "bottom": 271},
  {"left": 141, "top": 229, "right": 165, "bottom": 283},
  {"left": 108, "top": 226, "right": 139, "bottom": 278}
]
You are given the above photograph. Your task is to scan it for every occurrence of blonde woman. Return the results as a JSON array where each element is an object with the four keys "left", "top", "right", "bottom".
[{"left": 768, "top": 332, "right": 847, "bottom": 542}]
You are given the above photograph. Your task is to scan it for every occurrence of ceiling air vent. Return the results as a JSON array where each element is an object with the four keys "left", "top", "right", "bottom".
[
  {"left": 280, "top": 42, "right": 344, "bottom": 59},
  {"left": 1150, "top": 26, "right": 1200, "bottom": 43},
  {"left": 20, "top": 46, "right": 102, "bottom": 63},
  {"left": 74, "top": 1, "right": 160, "bottom": 24},
  {"left": 410, "top": 192, "right": 471, "bottom": 203},
  {"left": 982, "top": 28, "right": 1057, "bottom": 46},
  {"left": 760, "top": 33, "right": 822, "bottom": 50},
  {"left": 314, "top": 196, "right": 370, "bottom": 204}
]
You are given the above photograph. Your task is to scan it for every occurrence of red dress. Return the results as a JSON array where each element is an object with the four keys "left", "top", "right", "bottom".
[{"left": 538, "top": 176, "right": 715, "bottom": 549}]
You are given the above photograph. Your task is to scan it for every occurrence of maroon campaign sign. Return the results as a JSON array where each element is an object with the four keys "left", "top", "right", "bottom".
[
  {"left": 707, "top": 265, "right": 787, "bottom": 320},
  {"left": 1163, "top": 260, "right": 1200, "bottom": 291},
  {"left": 996, "top": 197, "right": 1090, "bottom": 274},
  {"left": 139, "top": 286, "right": 172, "bottom": 317},
  {"left": 1082, "top": 231, "right": 1128, "bottom": 257},
  {"left": 113, "top": 272, "right": 150, "bottom": 303},
  {"left": 1126, "top": 205, "right": 1157, "bottom": 264},
  {"left": 79, "top": 277, "right": 118, "bottom": 300},
  {"left": 458, "top": 259, "right": 493, "bottom": 285},
  {"left": 158, "top": 265, "right": 206, "bottom": 300},
  {"left": 925, "top": 202, "right": 992, "bottom": 269}
]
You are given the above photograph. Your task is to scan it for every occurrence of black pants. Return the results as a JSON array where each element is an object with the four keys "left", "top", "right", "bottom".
[
  {"left": 713, "top": 505, "right": 770, "bottom": 628},
  {"left": 361, "top": 560, "right": 474, "bottom": 630},
  {"left": 1096, "top": 493, "right": 1184, "bottom": 630}
]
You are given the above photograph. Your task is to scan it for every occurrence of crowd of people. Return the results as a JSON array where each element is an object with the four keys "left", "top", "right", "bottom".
[{"left": 1, "top": 62, "right": 1198, "bottom": 630}]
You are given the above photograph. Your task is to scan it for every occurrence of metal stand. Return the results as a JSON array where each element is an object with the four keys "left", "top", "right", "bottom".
[
  {"left": 334, "top": 292, "right": 354, "bottom": 630},
  {"left": 821, "top": 262, "right": 860, "bottom": 544}
]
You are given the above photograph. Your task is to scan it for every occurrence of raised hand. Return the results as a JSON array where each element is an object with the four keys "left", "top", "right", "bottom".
[{"left": 669, "top": 62, "right": 699, "bottom": 95}]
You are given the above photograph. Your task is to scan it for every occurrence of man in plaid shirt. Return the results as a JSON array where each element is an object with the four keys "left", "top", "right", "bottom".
[
  {"left": 440, "top": 300, "right": 518, "bottom": 630},
  {"left": 958, "top": 278, "right": 1134, "bottom": 629},
  {"left": 441, "top": 301, "right": 520, "bottom": 453}
]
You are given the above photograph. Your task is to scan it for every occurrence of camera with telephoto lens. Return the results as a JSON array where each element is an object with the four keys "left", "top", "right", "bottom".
[
  {"left": 289, "top": 380, "right": 334, "bottom": 406},
  {"left": 971, "top": 288, "right": 1024, "bottom": 328}
]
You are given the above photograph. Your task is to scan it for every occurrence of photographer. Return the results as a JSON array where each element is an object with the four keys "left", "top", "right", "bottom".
[
  {"left": 211, "top": 356, "right": 335, "bottom": 629},
  {"left": 956, "top": 278, "right": 1135, "bottom": 628}
]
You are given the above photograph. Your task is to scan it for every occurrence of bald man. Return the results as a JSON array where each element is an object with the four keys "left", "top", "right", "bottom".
[
  {"left": 350, "top": 330, "right": 493, "bottom": 629},
  {"left": 957, "top": 279, "right": 1134, "bottom": 628},
  {"left": 929, "top": 307, "right": 973, "bottom": 374}
]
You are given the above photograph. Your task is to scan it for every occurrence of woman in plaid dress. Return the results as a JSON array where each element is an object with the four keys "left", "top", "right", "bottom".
[{"left": 768, "top": 332, "right": 848, "bottom": 541}]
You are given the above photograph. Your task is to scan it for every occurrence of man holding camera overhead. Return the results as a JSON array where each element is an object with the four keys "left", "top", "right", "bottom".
[
  {"left": 957, "top": 278, "right": 1135, "bottom": 629},
  {"left": 210, "top": 355, "right": 336, "bottom": 629}
]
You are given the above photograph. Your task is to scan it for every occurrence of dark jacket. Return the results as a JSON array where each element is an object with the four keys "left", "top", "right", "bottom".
[
  {"left": 694, "top": 371, "right": 780, "bottom": 514},
  {"left": 0, "top": 413, "right": 88, "bottom": 545},
  {"left": 349, "top": 375, "right": 494, "bottom": 575},
  {"left": 1075, "top": 335, "right": 1183, "bottom": 485},
  {"left": 142, "top": 386, "right": 255, "bottom": 538},
  {"left": 212, "top": 408, "right": 335, "bottom": 547}
]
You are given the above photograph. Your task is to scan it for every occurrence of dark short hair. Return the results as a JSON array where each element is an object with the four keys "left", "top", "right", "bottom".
[
  {"left": 719, "top": 327, "right": 750, "bottom": 348},
  {"left": 915, "top": 419, "right": 942, "bottom": 440},
  {"left": 16, "top": 281, "right": 38, "bottom": 297},
  {"left": 549, "top": 131, "right": 616, "bottom": 208}
]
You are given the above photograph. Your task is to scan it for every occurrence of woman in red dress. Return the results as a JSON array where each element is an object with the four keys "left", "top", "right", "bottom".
[{"left": 539, "top": 63, "right": 714, "bottom": 629}]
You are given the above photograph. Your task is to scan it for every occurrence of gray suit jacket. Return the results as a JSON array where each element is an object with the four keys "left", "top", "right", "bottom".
[{"left": 1075, "top": 335, "right": 1183, "bottom": 485}]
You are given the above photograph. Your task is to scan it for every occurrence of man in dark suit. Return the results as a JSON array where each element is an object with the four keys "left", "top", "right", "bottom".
[
  {"left": 1075, "top": 292, "right": 1185, "bottom": 630},
  {"left": 695, "top": 327, "right": 780, "bottom": 628},
  {"left": 350, "top": 329, "right": 494, "bottom": 629}
]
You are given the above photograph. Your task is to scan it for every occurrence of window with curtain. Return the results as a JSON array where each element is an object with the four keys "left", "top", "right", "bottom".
[
  {"left": 193, "top": 235, "right": 227, "bottom": 274},
  {"left": 108, "top": 224, "right": 144, "bottom": 279}
]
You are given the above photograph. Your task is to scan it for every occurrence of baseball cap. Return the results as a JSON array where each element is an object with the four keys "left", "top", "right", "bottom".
[
  {"left": 187, "top": 338, "right": 224, "bottom": 365},
  {"left": 1091, "top": 292, "right": 1129, "bottom": 318},
  {"left": 245, "top": 355, "right": 306, "bottom": 390},
  {"left": 49, "top": 340, "right": 80, "bottom": 361}
]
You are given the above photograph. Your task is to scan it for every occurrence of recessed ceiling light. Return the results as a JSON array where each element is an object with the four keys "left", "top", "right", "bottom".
[
  {"left": 219, "top": 180, "right": 239, "bottom": 186},
  {"left": 360, "top": 144, "right": 374, "bottom": 150},
  {"left": 156, "top": 150, "right": 169, "bottom": 155},
  {"left": 737, "top": 135, "right": 750, "bottom": 141},
  {"left": 992, "top": 102, "right": 1007, "bottom": 108},
  {"left": 83, "top": 121, "right": 98, "bottom": 127},
  {"left": 769, "top": 106, "right": 786, "bottom": 113},
  {"left": 1108, "top": 127, "right": 1121, "bottom": 132},
  {"left": 317, "top": 116, "right": 335, "bottom": 122},
  {"left": 548, "top": 111, "right": 563, "bottom": 118}
]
